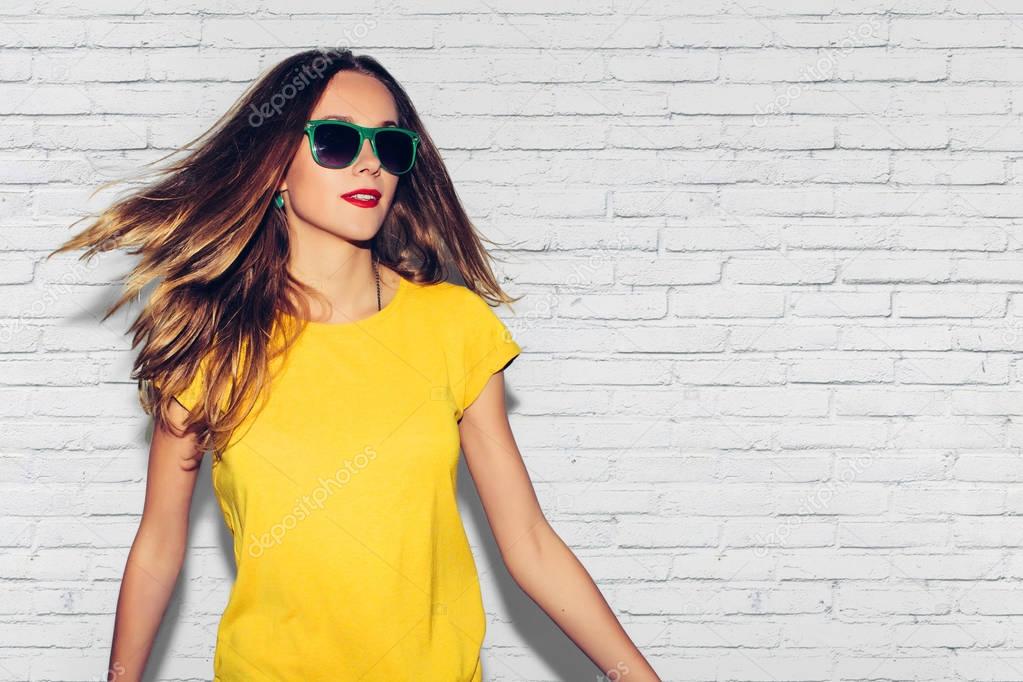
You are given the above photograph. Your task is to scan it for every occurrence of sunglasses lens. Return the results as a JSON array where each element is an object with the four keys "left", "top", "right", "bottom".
[
  {"left": 374, "top": 129, "right": 416, "bottom": 174},
  {"left": 312, "top": 123, "right": 361, "bottom": 169}
]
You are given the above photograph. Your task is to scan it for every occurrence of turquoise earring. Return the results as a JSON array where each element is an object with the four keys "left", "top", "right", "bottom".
[{"left": 274, "top": 192, "right": 284, "bottom": 209}]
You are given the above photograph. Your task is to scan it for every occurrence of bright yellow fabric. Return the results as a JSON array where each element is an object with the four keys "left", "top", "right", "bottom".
[{"left": 170, "top": 277, "right": 521, "bottom": 681}]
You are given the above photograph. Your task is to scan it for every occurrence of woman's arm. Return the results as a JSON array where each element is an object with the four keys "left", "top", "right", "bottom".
[
  {"left": 107, "top": 400, "right": 204, "bottom": 682},
  {"left": 459, "top": 373, "right": 662, "bottom": 682}
]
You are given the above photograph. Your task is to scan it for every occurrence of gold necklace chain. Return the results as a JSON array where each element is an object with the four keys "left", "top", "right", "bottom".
[{"left": 372, "top": 255, "right": 381, "bottom": 311}]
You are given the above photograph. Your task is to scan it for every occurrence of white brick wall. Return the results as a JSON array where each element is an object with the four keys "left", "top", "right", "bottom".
[{"left": 7, "top": 2, "right": 1023, "bottom": 681}]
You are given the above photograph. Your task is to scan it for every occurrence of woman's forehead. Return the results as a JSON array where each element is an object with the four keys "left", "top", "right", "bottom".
[{"left": 313, "top": 72, "right": 398, "bottom": 124}]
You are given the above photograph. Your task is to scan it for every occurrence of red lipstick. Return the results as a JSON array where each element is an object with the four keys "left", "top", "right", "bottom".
[{"left": 341, "top": 188, "right": 381, "bottom": 208}]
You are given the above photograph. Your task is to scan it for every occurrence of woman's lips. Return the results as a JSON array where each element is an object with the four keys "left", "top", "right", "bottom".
[{"left": 341, "top": 190, "right": 380, "bottom": 208}]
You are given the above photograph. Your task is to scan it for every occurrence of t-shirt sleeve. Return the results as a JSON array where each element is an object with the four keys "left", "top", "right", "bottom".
[
  {"left": 454, "top": 287, "right": 522, "bottom": 418},
  {"left": 151, "top": 363, "right": 205, "bottom": 413},
  {"left": 171, "top": 370, "right": 204, "bottom": 412}
]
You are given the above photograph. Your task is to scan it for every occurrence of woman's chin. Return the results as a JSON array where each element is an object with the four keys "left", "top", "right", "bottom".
[{"left": 321, "top": 222, "right": 384, "bottom": 244}]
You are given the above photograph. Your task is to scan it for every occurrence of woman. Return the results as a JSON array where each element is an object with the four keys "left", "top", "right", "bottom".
[{"left": 53, "top": 48, "right": 661, "bottom": 682}]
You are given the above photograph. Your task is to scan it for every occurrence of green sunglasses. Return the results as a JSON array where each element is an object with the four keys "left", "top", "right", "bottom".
[{"left": 303, "top": 119, "right": 421, "bottom": 175}]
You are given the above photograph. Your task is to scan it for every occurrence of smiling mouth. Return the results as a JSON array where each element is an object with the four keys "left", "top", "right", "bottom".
[{"left": 341, "top": 191, "right": 380, "bottom": 207}]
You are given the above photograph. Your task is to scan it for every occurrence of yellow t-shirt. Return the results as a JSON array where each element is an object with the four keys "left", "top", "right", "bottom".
[{"left": 170, "top": 277, "right": 521, "bottom": 681}]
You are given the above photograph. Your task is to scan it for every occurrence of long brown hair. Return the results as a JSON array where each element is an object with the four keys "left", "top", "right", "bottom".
[{"left": 48, "top": 48, "right": 520, "bottom": 458}]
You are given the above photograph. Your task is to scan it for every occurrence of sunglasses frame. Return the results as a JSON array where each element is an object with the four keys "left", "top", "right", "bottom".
[{"left": 303, "top": 119, "right": 421, "bottom": 175}]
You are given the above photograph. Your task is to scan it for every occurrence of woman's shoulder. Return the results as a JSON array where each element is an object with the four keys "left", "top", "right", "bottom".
[
  {"left": 404, "top": 277, "right": 479, "bottom": 305},
  {"left": 402, "top": 278, "right": 502, "bottom": 332}
]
